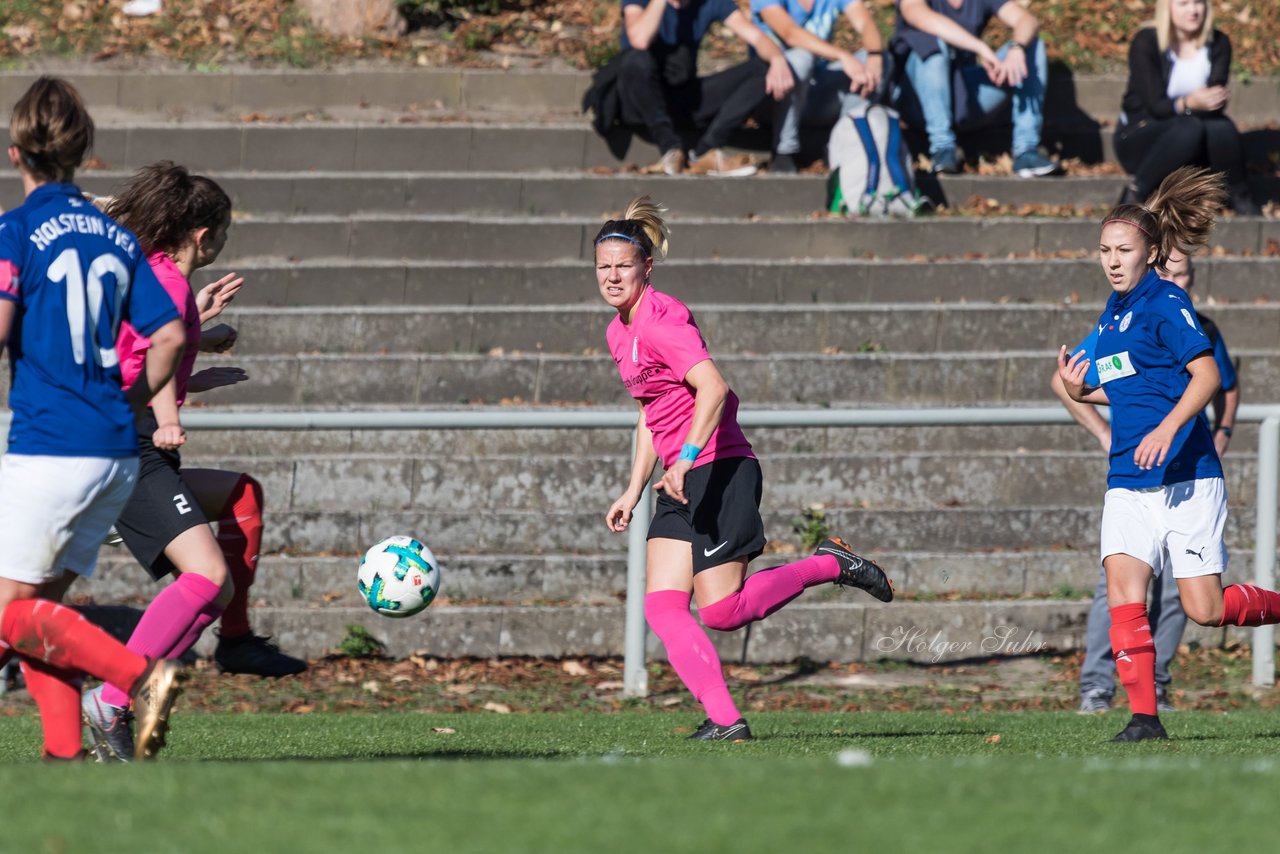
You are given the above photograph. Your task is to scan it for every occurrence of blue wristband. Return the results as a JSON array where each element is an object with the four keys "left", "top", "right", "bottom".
[{"left": 678, "top": 443, "right": 701, "bottom": 463}]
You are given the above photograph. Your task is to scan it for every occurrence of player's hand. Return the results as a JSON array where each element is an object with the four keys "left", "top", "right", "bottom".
[
  {"left": 605, "top": 492, "right": 640, "bottom": 533},
  {"left": 200, "top": 323, "right": 238, "bottom": 353},
  {"left": 187, "top": 366, "right": 249, "bottom": 393},
  {"left": 766, "top": 55, "right": 795, "bottom": 101},
  {"left": 153, "top": 422, "right": 186, "bottom": 450},
  {"left": 1214, "top": 429, "right": 1232, "bottom": 457},
  {"left": 840, "top": 54, "right": 871, "bottom": 96},
  {"left": 196, "top": 273, "right": 245, "bottom": 324},
  {"left": 1057, "top": 345, "right": 1091, "bottom": 401},
  {"left": 656, "top": 459, "right": 694, "bottom": 504},
  {"left": 1134, "top": 424, "right": 1176, "bottom": 470}
]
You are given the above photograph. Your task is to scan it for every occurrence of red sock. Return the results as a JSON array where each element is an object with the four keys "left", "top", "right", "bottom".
[
  {"left": 1109, "top": 602, "right": 1157, "bottom": 716},
  {"left": 0, "top": 599, "right": 148, "bottom": 693},
  {"left": 216, "top": 474, "right": 263, "bottom": 639},
  {"left": 19, "top": 658, "right": 83, "bottom": 759},
  {"left": 1219, "top": 584, "right": 1280, "bottom": 627},
  {"left": 697, "top": 555, "right": 840, "bottom": 631}
]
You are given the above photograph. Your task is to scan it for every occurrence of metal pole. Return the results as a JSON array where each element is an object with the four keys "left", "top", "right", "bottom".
[
  {"left": 623, "top": 488, "right": 651, "bottom": 698},
  {"left": 622, "top": 426, "right": 651, "bottom": 698},
  {"left": 1253, "top": 417, "right": 1280, "bottom": 687}
]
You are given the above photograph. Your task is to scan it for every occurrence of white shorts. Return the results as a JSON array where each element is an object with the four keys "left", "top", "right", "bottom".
[
  {"left": 0, "top": 454, "right": 139, "bottom": 585},
  {"left": 1100, "top": 477, "right": 1227, "bottom": 579}
]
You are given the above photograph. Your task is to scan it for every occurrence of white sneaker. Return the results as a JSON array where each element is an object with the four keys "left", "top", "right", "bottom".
[{"left": 122, "top": 0, "right": 163, "bottom": 16}]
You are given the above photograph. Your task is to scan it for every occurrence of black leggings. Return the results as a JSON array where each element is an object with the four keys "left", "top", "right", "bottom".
[
  {"left": 615, "top": 48, "right": 768, "bottom": 156},
  {"left": 1115, "top": 114, "right": 1247, "bottom": 197}
]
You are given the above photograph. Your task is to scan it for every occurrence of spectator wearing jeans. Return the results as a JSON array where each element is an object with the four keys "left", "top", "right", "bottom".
[
  {"left": 1051, "top": 252, "right": 1240, "bottom": 713},
  {"left": 1115, "top": 0, "right": 1257, "bottom": 214},
  {"left": 618, "top": 0, "right": 795, "bottom": 177},
  {"left": 751, "top": 0, "right": 885, "bottom": 175},
  {"left": 892, "top": 0, "right": 1061, "bottom": 177}
]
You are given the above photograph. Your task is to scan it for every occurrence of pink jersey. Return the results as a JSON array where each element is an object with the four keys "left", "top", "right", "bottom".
[
  {"left": 607, "top": 286, "right": 753, "bottom": 469},
  {"left": 117, "top": 252, "right": 201, "bottom": 405}
]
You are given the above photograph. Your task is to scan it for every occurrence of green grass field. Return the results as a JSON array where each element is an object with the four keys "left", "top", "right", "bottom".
[{"left": 5, "top": 709, "right": 1279, "bottom": 853}]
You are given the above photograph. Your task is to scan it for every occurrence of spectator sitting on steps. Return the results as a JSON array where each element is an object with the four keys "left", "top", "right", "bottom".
[
  {"left": 891, "top": 0, "right": 1063, "bottom": 178},
  {"left": 752, "top": 0, "right": 887, "bottom": 175},
  {"left": 1115, "top": 0, "right": 1259, "bottom": 214},
  {"left": 616, "top": 0, "right": 795, "bottom": 177}
]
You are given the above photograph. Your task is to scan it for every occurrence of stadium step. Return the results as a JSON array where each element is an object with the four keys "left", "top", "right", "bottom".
[
  {"left": 193, "top": 257, "right": 1280, "bottom": 308},
  {"left": 207, "top": 213, "right": 1280, "bottom": 264},
  {"left": 209, "top": 303, "right": 1280, "bottom": 355}
]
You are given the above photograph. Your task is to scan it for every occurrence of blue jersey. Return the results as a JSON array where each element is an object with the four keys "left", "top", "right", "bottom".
[
  {"left": 620, "top": 0, "right": 738, "bottom": 50},
  {"left": 0, "top": 183, "right": 178, "bottom": 457},
  {"left": 1071, "top": 269, "right": 1221, "bottom": 489},
  {"left": 753, "top": 0, "right": 860, "bottom": 44}
]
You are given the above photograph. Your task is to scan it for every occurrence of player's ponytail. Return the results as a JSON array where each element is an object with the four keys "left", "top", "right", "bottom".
[
  {"left": 593, "top": 195, "right": 670, "bottom": 260},
  {"left": 9, "top": 77, "right": 93, "bottom": 184},
  {"left": 1144, "top": 166, "right": 1226, "bottom": 268},
  {"left": 104, "top": 161, "right": 232, "bottom": 256}
]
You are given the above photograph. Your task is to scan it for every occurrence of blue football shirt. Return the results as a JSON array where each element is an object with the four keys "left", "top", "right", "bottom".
[
  {"left": 1071, "top": 269, "right": 1221, "bottom": 488},
  {"left": 0, "top": 183, "right": 179, "bottom": 457}
]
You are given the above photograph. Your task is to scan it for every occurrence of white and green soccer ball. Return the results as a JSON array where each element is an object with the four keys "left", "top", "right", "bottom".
[{"left": 357, "top": 535, "right": 441, "bottom": 618}]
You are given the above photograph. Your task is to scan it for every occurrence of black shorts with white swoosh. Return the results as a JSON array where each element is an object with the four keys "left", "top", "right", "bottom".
[{"left": 648, "top": 456, "right": 766, "bottom": 574}]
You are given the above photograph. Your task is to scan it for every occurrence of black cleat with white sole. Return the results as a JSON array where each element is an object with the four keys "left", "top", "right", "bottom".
[
  {"left": 687, "top": 718, "right": 754, "bottom": 742},
  {"left": 1112, "top": 713, "right": 1168, "bottom": 742},
  {"left": 817, "top": 537, "right": 894, "bottom": 602}
]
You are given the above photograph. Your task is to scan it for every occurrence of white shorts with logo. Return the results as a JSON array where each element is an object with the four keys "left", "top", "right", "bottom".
[
  {"left": 0, "top": 454, "right": 139, "bottom": 585},
  {"left": 1100, "top": 476, "right": 1227, "bottom": 579}
]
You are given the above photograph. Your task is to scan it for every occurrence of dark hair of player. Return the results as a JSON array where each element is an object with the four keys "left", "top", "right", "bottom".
[
  {"left": 104, "top": 161, "right": 232, "bottom": 256},
  {"left": 1101, "top": 166, "right": 1227, "bottom": 269},
  {"left": 9, "top": 76, "right": 94, "bottom": 184}
]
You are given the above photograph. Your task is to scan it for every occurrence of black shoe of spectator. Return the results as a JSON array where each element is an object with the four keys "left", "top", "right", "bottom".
[
  {"left": 1118, "top": 183, "right": 1143, "bottom": 206},
  {"left": 770, "top": 153, "right": 798, "bottom": 175},
  {"left": 930, "top": 148, "right": 961, "bottom": 174},
  {"left": 1230, "top": 186, "right": 1261, "bottom": 216}
]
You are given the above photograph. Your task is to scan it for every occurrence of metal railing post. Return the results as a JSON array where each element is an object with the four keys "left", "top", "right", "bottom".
[
  {"left": 622, "top": 488, "right": 652, "bottom": 698},
  {"left": 1253, "top": 416, "right": 1280, "bottom": 687}
]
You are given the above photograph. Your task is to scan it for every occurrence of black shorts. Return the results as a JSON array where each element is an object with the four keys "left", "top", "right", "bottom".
[
  {"left": 115, "top": 409, "right": 209, "bottom": 580},
  {"left": 648, "top": 456, "right": 767, "bottom": 574}
]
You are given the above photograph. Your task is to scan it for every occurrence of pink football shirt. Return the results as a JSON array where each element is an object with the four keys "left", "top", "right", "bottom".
[
  {"left": 117, "top": 252, "right": 201, "bottom": 405},
  {"left": 606, "top": 286, "right": 753, "bottom": 469}
]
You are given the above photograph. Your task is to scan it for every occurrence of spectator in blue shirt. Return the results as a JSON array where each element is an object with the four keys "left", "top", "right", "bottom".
[
  {"left": 751, "top": 0, "right": 886, "bottom": 174},
  {"left": 617, "top": 0, "right": 795, "bottom": 177},
  {"left": 1052, "top": 251, "right": 1240, "bottom": 715},
  {"left": 892, "top": 0, "right": 1061, "bottom": 177}
]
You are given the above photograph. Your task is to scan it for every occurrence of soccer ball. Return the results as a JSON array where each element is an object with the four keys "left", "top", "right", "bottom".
[{"left": 357, "top": 535, "right": 441, "bottom": 618}]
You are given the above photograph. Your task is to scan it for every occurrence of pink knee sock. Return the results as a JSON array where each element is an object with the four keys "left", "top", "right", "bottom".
[
  {"left": 99, "top": 573, "right": 223, "bottom": 708},
  {"left": 697, "top": 554, "right": 839, "bottom": 632},
  {"left": 644, "top": 590, "right": 741, "bottom": 726}
]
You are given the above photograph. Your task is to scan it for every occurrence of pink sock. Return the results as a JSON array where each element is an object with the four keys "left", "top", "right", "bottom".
[
  {"left": 99, "top": 573, "right": 222, "bottom": 708},
  {"left": 644, "top": 590, "right": 740, "bottom": 726},
  {"left": 698, "top": 554, "right": 840, "bottom": 632}
]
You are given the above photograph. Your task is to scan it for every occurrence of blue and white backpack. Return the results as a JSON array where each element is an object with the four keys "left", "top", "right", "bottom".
[{"left": 826, "top": 103, "right": 932, "bottom": 218}]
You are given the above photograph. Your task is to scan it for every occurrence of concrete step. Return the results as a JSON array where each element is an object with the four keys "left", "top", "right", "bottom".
[
  {"left": 85, "top": 597, "right": 1249, "bottom": 663},
  {"left": 193, "top": 257, "right": 1280, "bottom": 308},
  {"left": 3, "top": 68, "right": 1276, "bottom": 127},
  {"left": 82, "top": 547, "right": 1266, "bottom": 607},
  {"left": 163, "top": 449, "right": 1275, "bottom": 516},
  {"left": 120, "top": 350, "right": 1280, "bottom": 408},
  {"left": 251, "top": 504, "right": 1267, "bottom": 557},
  {"left": 36, "top": 119, "right": 1275, "bottom": 178},
  {"left": 162, "top": 419, "right": 1123, "bottom": 459},
  {"left": 46, "top": 171, "right": 1280, "bottom": 219},
  {"left": 214, "top": 213, "right": 1280, "bottom": 264},
  {"left": 212, "top": 303, "right": 1280, "bottom": 356}
]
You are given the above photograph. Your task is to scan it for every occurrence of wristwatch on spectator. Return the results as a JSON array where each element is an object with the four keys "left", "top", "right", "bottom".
[{"left": 1218, "top": 426, "right": 1234, "bottom": 437}]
